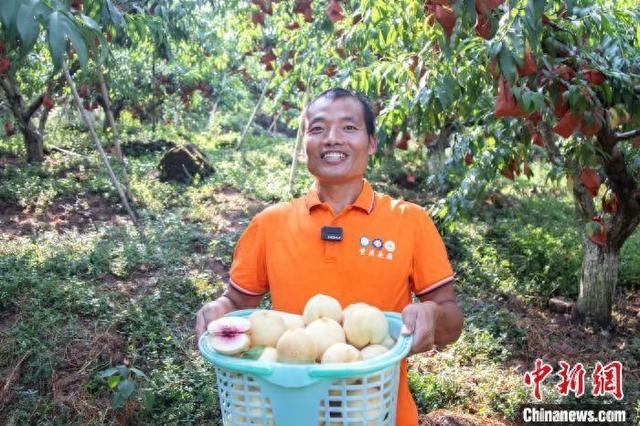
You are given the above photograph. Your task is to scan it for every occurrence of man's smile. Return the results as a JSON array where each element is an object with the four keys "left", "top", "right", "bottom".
[{"left": 321, "top": 150, "right": 348, "bottom": 163}]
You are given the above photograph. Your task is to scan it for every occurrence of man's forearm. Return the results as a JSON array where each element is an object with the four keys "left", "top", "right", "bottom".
[{"left": 424, "top": 300, "right": 464, "bottom": 347}]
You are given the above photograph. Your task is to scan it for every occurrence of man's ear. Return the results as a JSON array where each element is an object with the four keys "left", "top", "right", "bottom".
[{"left": 367, "top": 136, "right": 377, "bottom": 155}]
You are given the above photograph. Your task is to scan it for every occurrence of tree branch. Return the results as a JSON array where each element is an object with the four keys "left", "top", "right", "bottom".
[
  {"left": 615, "top": 128, "right": 640, "bottom": 141},
  {"left": 25, "top": 62, "right": 80, "bottom": 120}
]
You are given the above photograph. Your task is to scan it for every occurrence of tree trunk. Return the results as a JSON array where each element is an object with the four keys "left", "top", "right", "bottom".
[
  {"left": 23, "top": 124, "right": 44, "bottom": 163},
  {"left": 575, "top": 239, "right": 618, "bottom": 327}
]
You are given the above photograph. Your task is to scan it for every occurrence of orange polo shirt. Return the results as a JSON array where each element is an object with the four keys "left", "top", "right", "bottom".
[{"left": 230, "top": 179, "right": 454, "bottom": 426}]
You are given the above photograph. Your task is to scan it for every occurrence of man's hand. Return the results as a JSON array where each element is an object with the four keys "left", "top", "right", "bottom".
[
  {"left": 401, "top": 301, "right": 438, "bottom": 355},
  {"left": 400, "top": 283, "right": 464, "bottom": 355},
  {"left": 195, "top": 286, "right": 265, "bottom": 344},
  {"left": 195, "top": 298, "right": 234, "bottom": 343}
]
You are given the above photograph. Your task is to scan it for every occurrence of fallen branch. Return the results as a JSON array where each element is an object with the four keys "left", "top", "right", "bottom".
[
  {"left": 50, "top": 145, "right": 87, "bottom": 158},
  {"left": 615, "top": 128, "right": 640, "bottom": 142},
  {"left": 0, "top": 350, "right": 32, "bottom": 408}
]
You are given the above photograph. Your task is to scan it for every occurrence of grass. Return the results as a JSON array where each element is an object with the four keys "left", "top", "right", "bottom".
[{"left": 1, "top": 118, "right": 639, "bottom": 425}]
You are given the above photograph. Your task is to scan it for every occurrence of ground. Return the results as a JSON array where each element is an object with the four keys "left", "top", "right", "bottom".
[{"left": 0, "top": 124, "right": 638, "bottom": 425}]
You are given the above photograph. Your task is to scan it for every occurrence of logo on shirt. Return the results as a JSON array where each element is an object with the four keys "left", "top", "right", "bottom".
[{"left": 359, "top": 236, "right": 394, "bottom": 260}]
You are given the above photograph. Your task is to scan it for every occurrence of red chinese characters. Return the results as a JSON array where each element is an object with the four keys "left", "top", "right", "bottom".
[
  {"left": 523, "top": 359, "right": 553, "bottom": 401},
  {"left": 592, "top": 361, "right": 624, "bottom": 400},
  {"left": 556, "top": 361, "right": 586, "bottom": 397}
]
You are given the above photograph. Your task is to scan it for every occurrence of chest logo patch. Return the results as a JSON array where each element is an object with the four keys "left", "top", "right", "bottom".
[{"left": 359, "top": 236, "right": 394, "bottom": 260}]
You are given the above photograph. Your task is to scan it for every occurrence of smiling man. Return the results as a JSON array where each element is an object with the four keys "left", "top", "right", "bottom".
[{"left": 196, "top": 88, "right": 464, "bottom": 426}]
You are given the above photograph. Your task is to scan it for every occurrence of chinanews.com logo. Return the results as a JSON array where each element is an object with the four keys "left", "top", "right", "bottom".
[{"left": 518, "top": 359, "right": 634, "bottom": 425}]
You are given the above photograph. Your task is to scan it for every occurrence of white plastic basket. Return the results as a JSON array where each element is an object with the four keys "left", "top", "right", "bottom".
[{"left": 199, "top": 310, "right": 412, "bottom": 426}]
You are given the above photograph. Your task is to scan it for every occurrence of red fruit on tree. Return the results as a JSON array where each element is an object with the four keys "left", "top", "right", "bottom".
[
  {"left": 586, "top": 217, "right": 607, "bottom": 246},
  {"left": 4, "top": 121, "right": 14, "bottom": 136},
  {"left": 527, "top": 111, "right": 542, "bottom": 126},
  {"left": 286, "top": 21, "right": 300, "bottom": 30},
  {"left": 293, "top": 0, "right": 312, "bottom": 14},
  {"left": 260, "top": 0, "right": 273, "bottom": 15},
  {"left": 475, "top": 12, "right": 492, "bottom": 40},
  {"left": 325, "top": 63, "right": 338, "bottom": 77},
  {"left": 434, "top": 5, "right": 456, "bottom": 39},
  {"left": 580, "top": 167, "right": 600, "bottom": 198},
  {"left": 517, "top": 48, "right": 537, "bottom": 77},
  {"left": 303, "top": 7, "right": 314, "bottom": 23},
  {"left": 532, "top": 133, "right": 544, "bottom": 147},
  {"left": 78, "top": 83, "right": 88, "bottom": 98},
  {"left": 494, "top": 78, "right": 525, "bottom": 118},
  {"left": 395, "top": 131, "right": 410, "bottom": 150},
  {"left": 326, "top": 0, "right": 344, "bottom": 23},
  {"left": 0, "top": 58, "right": 11, "bottom": 75},
  {"left": 0, "top": 40, "right": 5, "bottom": 55},
  {"left": 500, "top": 167, "right": 515, "bottom": 181},
  {"left": 579, "top": 113, "right": 602, "bottom": 137},
  {"left": 475, "top": 0, "right": 504, "bottom": 14},
  {"left": 71, "top": 0, "right": 83, "bottom": 11},
  {"left": 583, "top": 69, "right": 606, "bottom": 85},
  {"left": 553, "top": 65, "right": 575, "bottom": 82},
  {"left": 553, "top": 110, "right": 581, "bottom": 138},
  {"left": 423, "top": 133, "right": 436, "bottom": 147},
  {"left": 251, "top": 11, "right": 265, "bottom": 26},
  {"left": 464, "top": 152, "right": 474, "bottom": 165},
  {"left": 42, "top": 96, "right": 54, "bottom": 110}
]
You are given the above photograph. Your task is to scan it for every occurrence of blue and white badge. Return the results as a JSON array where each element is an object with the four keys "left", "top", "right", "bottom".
[
  {"left": 359, "top": 236, "right": 370, "bottom": 247},
  {"left": 384, "top": 240, "right": 396, "bottom": 252},
  {"left": 372, "top": 238, "right": 383, "bottom": 249}
]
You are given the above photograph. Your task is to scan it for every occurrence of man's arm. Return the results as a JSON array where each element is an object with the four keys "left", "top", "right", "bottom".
[
  {"left": 401, "top": 283, "right": 464, "bottom": 354},
  {"left": 195, "top": 285, "right": 264, "bottom": 341}
]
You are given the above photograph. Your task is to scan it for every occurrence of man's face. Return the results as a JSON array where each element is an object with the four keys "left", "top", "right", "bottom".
[{"left": 303, "top": 96, "right": 376, "bottom": 185}]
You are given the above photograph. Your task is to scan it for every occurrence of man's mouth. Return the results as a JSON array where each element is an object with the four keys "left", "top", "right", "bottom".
[{"left": 321, "top": 151, "right": 348, "bottom": 162}]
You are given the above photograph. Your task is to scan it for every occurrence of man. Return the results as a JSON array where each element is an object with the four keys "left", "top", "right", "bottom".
[{"left": 195, "top": 88, "right": 464, "bottom": 426}]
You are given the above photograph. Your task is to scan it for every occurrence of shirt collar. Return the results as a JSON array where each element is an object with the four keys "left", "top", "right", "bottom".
[{"left": 304, "top": 179, "right": 375, "bottom": 214}]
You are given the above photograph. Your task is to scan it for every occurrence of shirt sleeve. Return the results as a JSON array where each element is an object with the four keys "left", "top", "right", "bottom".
[
  {"left": 410, "top": 208, "right": 455, "bottom": 296},
  {"left": 229, "top": 213, "right": 269, "bottom": 296}
]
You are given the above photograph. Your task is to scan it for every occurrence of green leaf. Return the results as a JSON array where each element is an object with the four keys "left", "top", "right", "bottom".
[
  {"left": 0, "top": 1, "right": 20, "bottom": 31},
  {"left": 97, "top": 367, "right": 119, "bottom": 379},
  {"left": 129, "top": 367, "right": 148, "bottom": 379},
  {"left": 107, "top": 375, "right": 121, "bottom": 389},
  {"left": 498, "top": 44, "right": 517, "bottom": 83},
  {"left": 47, "top": 11, "right": 88, "bottom": 69},
  {"left": 105, "top": 0, "right": 125, "bottom": 29},
  {"left": 16, "top": 0, "right": 41, "bottom": 51},
  {"left": 117, "top": 379, "right": 136, "bottom": 399}
]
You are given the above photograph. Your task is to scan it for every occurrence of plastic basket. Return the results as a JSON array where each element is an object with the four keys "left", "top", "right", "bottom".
[{"left": 199, "top": 309, "right": 412, "bottom": 426}]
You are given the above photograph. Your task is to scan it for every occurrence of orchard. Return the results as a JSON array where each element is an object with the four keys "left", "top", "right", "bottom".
[{"left": 1, "top": 0, "right": 639, "bottom": 424}]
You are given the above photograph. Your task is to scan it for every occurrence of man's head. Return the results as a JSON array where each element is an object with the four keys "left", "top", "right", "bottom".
[{"left": 303, "top": 88, "right": 377, "bottom": 185}]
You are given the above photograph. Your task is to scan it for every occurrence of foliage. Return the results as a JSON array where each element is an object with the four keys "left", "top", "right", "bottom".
[{"left": 96, "top": 364, "right": 148, "bottom": 409}]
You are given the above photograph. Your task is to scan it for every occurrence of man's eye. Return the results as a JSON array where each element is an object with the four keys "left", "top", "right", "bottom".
[
  {"left": 310, "top": 127, "right": 323, "bottom": 132},
  {"left": 345, "top": 125, "right": 357, "bottom": 131}
]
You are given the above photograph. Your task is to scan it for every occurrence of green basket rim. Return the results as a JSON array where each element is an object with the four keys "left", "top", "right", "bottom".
[{"left": 198, "top": 309, "right": 413, "bottom": 378}]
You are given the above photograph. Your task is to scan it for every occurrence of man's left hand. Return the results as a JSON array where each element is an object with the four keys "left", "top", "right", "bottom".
[{"left": 401, "top": 301, "right": 439, "bottom": 355}]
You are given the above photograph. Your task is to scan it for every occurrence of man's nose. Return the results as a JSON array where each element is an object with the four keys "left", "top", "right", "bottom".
[{"left": 325, "top": 126, "right": 343, "bottom": 144}]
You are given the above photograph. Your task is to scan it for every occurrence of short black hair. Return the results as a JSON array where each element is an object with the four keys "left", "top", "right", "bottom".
[{"left": 305, "top": 88, "right": 376, "bottom": 137}]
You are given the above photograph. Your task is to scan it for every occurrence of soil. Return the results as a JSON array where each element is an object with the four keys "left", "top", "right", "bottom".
[{"left": 0, "top": 193, "right": 126, "bottom": 239}]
